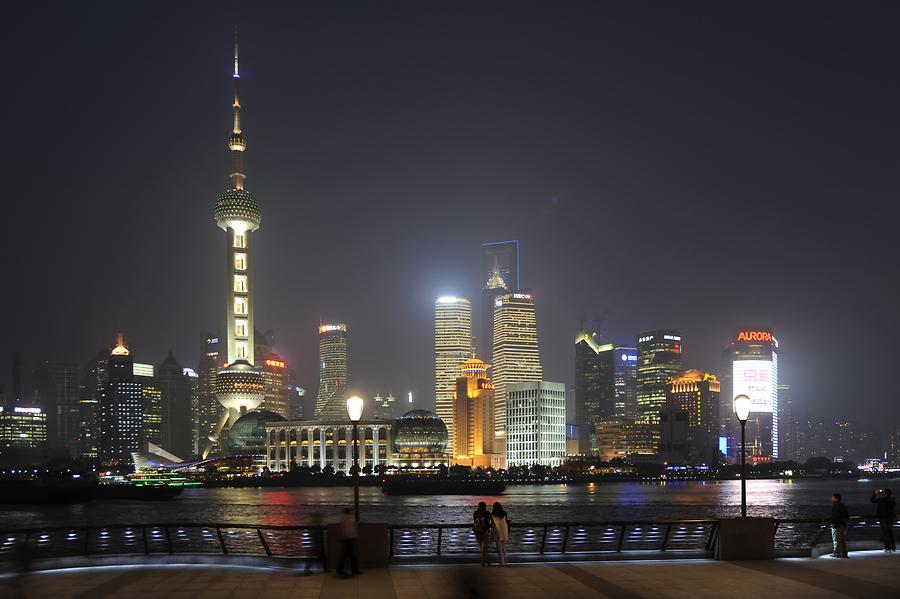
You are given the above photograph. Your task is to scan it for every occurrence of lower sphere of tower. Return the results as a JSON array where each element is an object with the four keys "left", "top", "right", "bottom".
[{"left": 214, "top": 361, "right": 265, "bottom": 411}]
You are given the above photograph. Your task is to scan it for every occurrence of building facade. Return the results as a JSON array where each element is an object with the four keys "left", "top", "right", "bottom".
[
  {"left": 665, "top": 370, "right": 721, "bottom": 464},
  {"left": 196, "top": 335, "right": 222, "bottom": 458},
  {"left": 636, "top": 330, "right": 682, "bottom": 424},
  {"left": 506, "top": 381, "right": 565, "bottom": 467},
  {"left": 0, "top": 405, "right": 47, "bottom": 453},
  {"left": 434, "top": 297, "right": 472, "bottom": 446},
  {"left": 157, "top": 352, "right": 193, "bottom": 460},
  {"left": 315, "top": 323, "right": 348, "bottom": 418},
  {"left": 98, "top": 334, "right": 143, "bottom": 469},
  {"left": 728, "top": 329, "right": 779, "bottom": 461},
  {"left": 574, "top": 331, "right": 614, "bottom": 455},
  {"left": 33, "top": 361, "right": 80, "bottom": 458},
  {"left": 479, "top": 258, "right": 510, "bottom": 365},
  {"left": 451, "top": 356, "right": 497, "bottom": 467},
  {"left": 613, "top": 347, "right": 638, "bottom": 419},
  {"left": 595, "top": 417, "right": 658, "bottom": 462},
  {"left": 492, "top": 292, "right": 542, "bottom": 441},
  {"left": 266, "top": 419, "right": 393, "bottom": 474}
]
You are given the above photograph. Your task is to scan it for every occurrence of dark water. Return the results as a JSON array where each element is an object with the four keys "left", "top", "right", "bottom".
[{"left": 1, "top": 478, "right": 896, "bottom": 529}]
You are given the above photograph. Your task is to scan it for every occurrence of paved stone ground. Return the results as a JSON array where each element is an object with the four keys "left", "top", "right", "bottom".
[{"left": 1, "top": 551, "right": 898, "bottom": 598}]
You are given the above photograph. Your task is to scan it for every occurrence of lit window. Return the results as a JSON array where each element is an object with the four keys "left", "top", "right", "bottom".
[
  {"left": 236, "top": 341, "right": 248, "bottom": 359},
  {"left": 235, "top": 318, "right": 248, "bottom": 337},
  {"left": 234, "top": 297, "right": 248, "bottom": 315},
  {"left": 234, "top": 275, "right": 247, "bottom": 293},
  {"left": 234, "top": 252, "right": 247, "bottom": 271},
  {"left": 233, "top": 233, "right": 246, "bottom": 248}
]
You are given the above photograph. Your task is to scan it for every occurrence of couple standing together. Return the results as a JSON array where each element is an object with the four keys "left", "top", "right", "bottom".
[{"left": 473, "top": 501, "right": 511, "bottom": 566}]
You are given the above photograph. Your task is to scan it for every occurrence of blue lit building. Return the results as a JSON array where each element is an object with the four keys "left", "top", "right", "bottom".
[{"left": 614, "top": 347, "right": 638, "bottom": 419}]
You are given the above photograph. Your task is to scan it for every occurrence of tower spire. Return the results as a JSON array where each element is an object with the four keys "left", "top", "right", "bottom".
[{"left": 228, "top": 26, "right": 246, "bottom": 190}]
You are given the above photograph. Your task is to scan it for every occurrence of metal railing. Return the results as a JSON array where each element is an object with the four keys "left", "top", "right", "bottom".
[{"left": 774, "top": 516, "right": 899, "bottom": 552}]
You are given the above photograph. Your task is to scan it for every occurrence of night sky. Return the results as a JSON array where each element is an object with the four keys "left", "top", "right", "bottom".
[{"left": 4, "top": 2, "right": 899, "bottom": 433}]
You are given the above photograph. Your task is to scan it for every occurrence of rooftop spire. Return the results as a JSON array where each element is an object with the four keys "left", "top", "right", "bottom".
[{"left": 228, "top": 26, "right": 246, "bottom": 190}]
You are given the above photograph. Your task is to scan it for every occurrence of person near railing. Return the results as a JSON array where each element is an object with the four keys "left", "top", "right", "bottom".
[
  {"left": 336, "top": 508, "right": 360, "bottom": 577},
  {"left": 304, "top": 512, "right": 325, "bottom": 574},
  {"left": 829, "top": 493, "right": 850, "bottom": 558},
  {"left": 491, "top": 501, "right": 510, "bottom": 567},
  {"left": 871, "top": 488, "right": 896, "bottom": 553},
  {"left": 473, "top": 501, "right": 492, "bottom": 566}
]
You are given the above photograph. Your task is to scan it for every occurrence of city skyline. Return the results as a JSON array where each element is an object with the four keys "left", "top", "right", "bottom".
[{"left": 4, "top": 3, "right": 899, "bottom": 437}]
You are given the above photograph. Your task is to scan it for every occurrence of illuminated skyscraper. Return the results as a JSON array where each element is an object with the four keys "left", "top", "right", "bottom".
[
  {"left": 132, "top": 361, "right": 162, "bottom": 449},
  {"left": 479, "top": 258, "right": 509, "bottom": 364},
  {"left": 434, "top": 297, "right": 472, "bottom": 444},
  {"left": 666, "top": 370, "right": 721, "bottom": 463},
  {"left": 574, "top": 331, "right": 614, "bottom": 455},
  {"left": 614, "top": 347, "right": 638, "bottom": 419},
  {"left": 98, "top": 333, "right": 143, "bottom": 469},
  {"left": 728, "top": 329, "right": 779, "bottom": 461},
  {"left": 196, "top": 335, "right": 222, "bottom": 456},
  {"left": 481, "top": 240, "right": 520, "bottom": 292},
  {"left": 255, "top": 330, "right": 292, "bottom": 418},
  {"left": 636, "top": 330, "right": 682, "bottom": 424},
  {"left": 451, "top": 355, "right": 496, "bottom": 465},
  {"left": 492, "top": 292, "right": 542, "bottom": 439},
  {"left": 315, "top": 323, "right": 348, "bottom": 419},
  {"left": 506, "top": 381, "right": 565, "bottom": 467},
  {"left": 212, "top": 32, "right": 265, "bottom": 438}
]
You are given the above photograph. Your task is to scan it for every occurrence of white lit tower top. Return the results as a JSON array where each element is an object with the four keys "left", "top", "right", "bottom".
[{"left": 213, "top": 30, "right": 265, "bottom": 423}]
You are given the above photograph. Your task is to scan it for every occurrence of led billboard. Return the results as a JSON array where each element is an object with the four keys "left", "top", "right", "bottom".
[{"left": 733, "top": 359, "right": 774, "bottom": 413}]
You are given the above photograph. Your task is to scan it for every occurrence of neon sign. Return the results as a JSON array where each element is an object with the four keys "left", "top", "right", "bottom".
[
  {"left": 265, "top": 359, "right": 286, "bottom": 369},
  {"left": 737, "top": 331, "right": 772, "bottom": 342}
]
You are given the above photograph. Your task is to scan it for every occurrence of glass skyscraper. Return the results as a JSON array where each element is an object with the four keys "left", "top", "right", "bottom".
[
  {"left": 492, "top": 292, "right": 542, "bottom": 439},
  {"left": 574, "top": 331, "right": 614, "bottom": 455},
  {"left": 636, "top": 330, "right": 682, "bottom": 424},
  {"left": 315, "top": 323, "right": 349, "bottom": 419},
  {"left": 434, "top": 297, "right": 472, "bottom": 447}
]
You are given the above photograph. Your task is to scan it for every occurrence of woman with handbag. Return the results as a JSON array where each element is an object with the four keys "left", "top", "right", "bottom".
[{"left": 490, "top": 501, "right": 510, "bottom": 566}]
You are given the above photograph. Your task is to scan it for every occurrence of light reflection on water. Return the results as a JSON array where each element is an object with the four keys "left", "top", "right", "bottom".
[{"left": 1, "top": 477, "right": 895, "bottom": 529}]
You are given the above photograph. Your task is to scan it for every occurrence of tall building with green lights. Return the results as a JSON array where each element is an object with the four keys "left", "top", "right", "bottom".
[{"left": 636, "top": 330, "right": 682, "bottom": 424}]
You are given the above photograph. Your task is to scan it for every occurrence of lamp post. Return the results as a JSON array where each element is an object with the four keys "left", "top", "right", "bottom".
[
  {"left": 733, "top": 394, "right": 751, "bottom": 518},
  {"left": 346, "top": 395, "right": 364, "bottom": 522}
]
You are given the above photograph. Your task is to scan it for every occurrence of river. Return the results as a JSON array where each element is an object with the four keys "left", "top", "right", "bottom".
[{"left": 1, "top": 478, "right": 896, "bottom": 529}]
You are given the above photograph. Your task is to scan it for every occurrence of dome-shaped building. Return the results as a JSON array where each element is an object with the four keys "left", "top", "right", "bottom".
[
  {"left": 392, "top": 410, "right": 449, "bottom": 469},
  {"left": 225, "top": 410, "right": 285, "bottom": 465}
]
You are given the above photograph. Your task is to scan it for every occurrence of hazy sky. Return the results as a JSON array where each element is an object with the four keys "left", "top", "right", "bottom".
[{"left": 4, "top": 2, "right": 899, "bottom": 433}]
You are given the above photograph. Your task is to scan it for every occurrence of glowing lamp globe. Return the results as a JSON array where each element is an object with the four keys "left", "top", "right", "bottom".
[
  {"left": 346, "top": 395, "right": 364, "bottom": 422},
  {"left": 733, "top": 394, "right": 751, "bottom": 423}
]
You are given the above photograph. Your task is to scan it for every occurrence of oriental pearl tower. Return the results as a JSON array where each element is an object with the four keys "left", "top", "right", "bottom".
[{"left": 205, "top": 31, "right": 265, "bottom": 457}]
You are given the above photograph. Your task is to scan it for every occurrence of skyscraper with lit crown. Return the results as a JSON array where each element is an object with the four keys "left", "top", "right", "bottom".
[
  {"left": 211, "top": 32, "right": 265, "bottom": 442},
  {"left": 434, "top": 297, "right": 472, "bottom": 443},
  {"left": 492, "top": 291, "right": 542, "bottom": 440},
  {"left": 315, "top": 323, "right": 348, "bottom": 418}
]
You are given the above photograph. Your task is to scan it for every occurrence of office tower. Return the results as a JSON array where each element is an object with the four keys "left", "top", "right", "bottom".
[
  {"left": 595, "top": 417, "right": 658, "bottom": 462},
  {"left": 212, "top": 32, "right": 266, "bottom": 435},
  {"left": 315, "top": 323, "right": 349, "bottom": 419},
  {"left": 451, "top": 355, "right": 496, "bottom": 466},
  {"left": 728, "top": 329, "right": 779, "bottom": 460},
  {"left": 482, "top": 241, "right": 520, "bottom": 293},
  {"left": 492, "top": 292, "right": 542, "bottom": 440},
  {"left": 574, "top": 331, "right": 615, "bottom": 455},
  {"left": 98, "top": 333, "right": 143, "bottom": 469},
  {"left": 196, "top": 335, "right": 222, "bottom": 457},
  {"left": 33, "top": 361, "right": 80, "bottom": 457},
  {"left": 777, "top": 383, "right": 798, "bottom": 462},
  {"left": 78, "top": 347, "right": 110, "bottom": 461},
  {"left": 255, "top": 331, "right": 292, "bottom": 418},
  {"left": 614, "top": 347, "right": 638, "bottom": 419},
  {"left": 0, "top": 405, "right": 47, "bottom": 452},
  {"left": 434, "top": 297, "right": 472, "bottom": 442},
  {"left": 183, "top": 366, "right": 200, "bottom": 457},
  {"left": 479, "top": 259, "right": 509, "bottom": 364},
  {"left": 665, "top": 370, "right": 721, "bottom": 463},
  {"left": 636, "top": 330, "right": 683, "bottom": 424},
  {"left": 133, "top": 361, "right": 162, "bottom": 448},
  {"left": 157, "top": 352, "right": 193, "bottom": 459},
  {"left": 506, "top": 381, "right": 565, "bottom": 467}
]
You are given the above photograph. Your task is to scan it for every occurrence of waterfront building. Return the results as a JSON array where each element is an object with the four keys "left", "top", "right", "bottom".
[
  {"left": 266, "top": 418, "right": 394, "bottom": 474},
  {"left": 392, "top": 409, "right": 449, "bottom": 469},
  {"left": 211, "top": 34, "right": 266, "bottom": 438},
  {"left": 595, "top": 417, "right": 658, "bottom": 462},
  {"left": 665, "top": 370, "right": 721, "bottom": 464},
  {"left": 636, "top": 330, "right": 682, "bottom": 424},
  {"left": 614, "top": 347, "right": 638, "bottom": 419},
  {"left": 98, "top": 333, "right": 143, "bottom": 469},
  {"left": 574, "top": 331, "right": 614, "bottom": 455},
  {"left": 33, "top": 361, "right": 80, "bottom": 457},
  {"left": 728, "top": 329, "right": 779, "bottom": 461},
  {"left": 434, "top": 297, "right": 472, "bottom": 447},
  {"left": 492, "top": 292, "right": 542, "bottom": 441},
  {"left": 132, "top": 362, "right": 162, "bottom": 449},
  {"left": 0, "top": 405, "right": 47, "bottom": 452},
  {"left": 157, "top": 352, "right": 193, "bottom": 460},
  {"left": 506, "top": 381, "right": 565, "bottom": 467},
  {"left": 451, "top": 356, "right": 498, "bottom": 468},
  {"left": 479, "top": 258, "right": 509, "bottom": 365},
  {"left": 315, "top": 323, "right": 348, "bottom": 418},
  {"left": 196, "top": 335, "right": 223, "bottom": 458}
]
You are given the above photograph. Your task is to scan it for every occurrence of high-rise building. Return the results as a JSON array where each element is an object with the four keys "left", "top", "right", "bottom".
[
  {"left": 157, "top": 352, "right": 193, "bottom": 460},
  {"left": 0, "top": 405, "right": 47, "bottom": 453},
  {"left": 636, "top": 330, "right": 682, "bottom": 424},
  {"left": 728, "top": 329, "right": 779, "bottom": 461},
  {"left": 595, "top": 417, "right": 658, "bottom": 462},
  {"left": 98, "top": 333, "right": 143, "bottom": 469},
  {"left": 451, "top": 355, "right": 496, "bottom": 466},
  {"left": 315, "top": 323, "right": 349, "bottom": 419},
  {"left": 666, "top": 370, "right": 721, "bottom": 464},
  {"left": 479, "top": 259, "right": 509, "bottom": 365},
  {"left": 196, "top": 335, "right": 222, "bottom": 457},
  {"left": 211, "top": 32, "right": 266, "bottom": 437},
  {"left": 255, "top": 331, "right": 292, "bottom": 418},
  {"left": 614, "top": 347, "right": 638, "bottom": 419},
  {"left": 78, "top": 347, "right": 110, "bottom": 462},
  {"left": 574, "top": 331, "right": 614, "bottom": 455},
  {"left": 481, "top": 240, "right": 520, "bottom": 293},
  {"left": 434, "top": 297, "right": 472, "bottom": 444},
  {"left": 183, "top": 366, "right": 200, "bottom": 457},
  {"left": 777, "top": 383, "right": 798, "bottom": 462},
  {"left": 506, "top": 381, "right": 565, "bottom": 467},
  {"left": 33, "top": 361, "right": 80, "bottom": 457},
  {"left": 133, "top": 361, "right": 162, "bottom": 449},
  {"left": 492, "top": 292, "right": 542, "bottom": 440}
]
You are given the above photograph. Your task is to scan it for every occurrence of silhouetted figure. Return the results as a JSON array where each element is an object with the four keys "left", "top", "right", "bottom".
[
  {"left": 491, "top": 501, "right": 510, "bottom": 567},
  {"left": 473, "top": 501, "right": 492, "bottom": 566},
  {"left": 871, "top": 488, "right": 896, "bottom": 553},
  {"left": 304, "top": 512, "right": 325, "bottom": 574},
  {"left": 830, "top": 493, "right": 850, "bottom": 558},
  {"left": 336, "top": 507, "right": 360, "bottom": 577}
]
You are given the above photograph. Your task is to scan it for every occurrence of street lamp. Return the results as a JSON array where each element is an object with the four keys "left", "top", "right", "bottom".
[
  {"left": 346, "top": 395, "right": 364, "bottom": 522},
  {"left": 733, "top": 394, "right": 751, "bottom": 518}
]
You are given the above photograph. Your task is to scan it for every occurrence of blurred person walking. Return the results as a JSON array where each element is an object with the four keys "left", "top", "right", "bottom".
[
  {"left": 491, "top": 501, "right": 511, "bottom": 567},
  {"left": 871, "top": 488, "right": 896, "bottom": 553},
  {"left": 336, "top": 507, "right": 360, "bottom": 577}
]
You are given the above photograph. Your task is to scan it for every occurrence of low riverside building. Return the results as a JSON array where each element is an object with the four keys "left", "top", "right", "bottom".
[
  {"left": 265, "top": 419, "right": 393, "bottom": 473},
  {"left": 506, "top": 381, "right": 566, "bottom": 467}
]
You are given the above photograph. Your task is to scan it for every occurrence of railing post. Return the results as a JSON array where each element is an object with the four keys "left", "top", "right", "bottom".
[
  {"left": 437, "top": 527, "right": 442, "bottom": 556},
  {"left": 142, "top": 527, "right": 149, "bottom": 554},
  {"left": 540, "top": 525, "right": 548, "bottom": 555},
  {"left": 389, "top": 527, "right": 394, "bottom": 557},
  {"left": 216, "top": 527, "right": 228, "bottom": 555},
  {"left": 661, "top": 524, "right": 672, "bottom": 551},
  {"left": 257, "top": 528, "right": 272, "bottom": 556},
  {"left": 561, "top": 525, "right": 569, "bottom": 554},
  {"left": 617, "top": 525, "right": 626, "bottom": 552},
  {"left": 164, "top": 526, "right": 173, "bottom": 554}
]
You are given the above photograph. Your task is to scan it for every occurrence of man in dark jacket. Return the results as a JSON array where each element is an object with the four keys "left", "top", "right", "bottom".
[
  {"left": 830, "top": 493, "right": 850, "bottom": 558},
  {"left": 871, "top": 488, "right": 896, "bottom": 552}
]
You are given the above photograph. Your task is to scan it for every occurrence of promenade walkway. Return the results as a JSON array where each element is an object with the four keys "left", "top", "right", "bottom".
[{"left": 1, "top": 551, "right": 898, "bottom": 598}]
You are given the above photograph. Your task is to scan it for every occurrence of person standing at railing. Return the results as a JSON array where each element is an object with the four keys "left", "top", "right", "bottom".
[
  {"left": 336, "top": 507, "right": 360, "bottom": 578},
  {"left": 491, "top": 501, "right": 510, "bottom": 567},
  {"left": 829, "top": 493, "right": 850, "bottom": 558},
  {"left": 473, "top": 501, "right": 492, "bottom": 566},
  {"left": 871, "top": 488, "right": 896, "bottom": 553}
]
